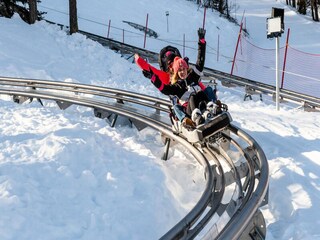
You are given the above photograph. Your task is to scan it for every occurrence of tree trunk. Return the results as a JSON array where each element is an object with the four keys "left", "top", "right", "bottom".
[
  {"left": 69, "top": 0, "right": 78, "bottom": 34},
  {"left": 28, "top": 0, "right": 37, "bottom": 24},
  {"left": 312, "top": 0, "right": 319, "bottom": 21},
  {"left": 297, "top": 0, "right": 307, "bottom": 14},
  {"left": 225, "top": 0, "right": 230, "bottom": 18},
  {"left": 218, "top": 0, "right": 223, "bottom": 13},
  {"left": 292, "top": 0, "right": 296, "bottom": 8},
  {"left": 311, "top": 0, "right": 315, "bottom": 19}
]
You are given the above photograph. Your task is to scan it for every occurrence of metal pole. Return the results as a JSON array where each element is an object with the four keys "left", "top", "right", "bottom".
[
  {"left": 166, "top": 14, "right": 169, "bottom": 32},
  {"left": 202, "top": 7, "right": 207, "bottom": 29},
  {"left": 217, "top": 34, "right": 220, "bottom": 62},
  {"left": 276, "top": 36, "right": 280, "bottom": 110},
  {"left": 231, "top": 22, "right": 243, "bottom": 75},
  {"left": 107, "top": 19, "right": 111, "bottom": 38},
  {"left": 183, "top": 34, "right": 185, "bottom": 57},
  {"left": 281, "top": 28, "right": 290, "bottom": 88},
  {"left": 166, "top": 11, "right": 169, "bottom": 33},
  {"left": 143, "top": 13, "right": 149, "bottom": 48}
]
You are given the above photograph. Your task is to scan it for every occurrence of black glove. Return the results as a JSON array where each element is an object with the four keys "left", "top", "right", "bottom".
[
  {"left": 198, "top": 28, "right": 206, "bottom": 39},
  {"left": 142, "top": 68, "right": 154, "bottom": 79},
  {"left": 183, "top": 57, "right": 189, "bottom": 66}
]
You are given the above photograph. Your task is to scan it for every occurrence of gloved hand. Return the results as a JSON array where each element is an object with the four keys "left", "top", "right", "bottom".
[
  {"left": 198, "top": 28, "right": 206, "bottom": 39},
  {"left": 183, "top": 57, "right": 189, "bottom": 66},
  {"left": 142, "top": 68, "right": 154, "bottom": 79}
]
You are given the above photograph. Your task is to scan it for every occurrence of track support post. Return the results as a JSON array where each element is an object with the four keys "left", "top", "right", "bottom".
[{"left": 161, "top": 137, "right": 171, "bottom": 161}]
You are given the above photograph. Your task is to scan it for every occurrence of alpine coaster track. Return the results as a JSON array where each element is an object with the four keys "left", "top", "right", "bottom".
[{"left": 0, "top": 76, "right": 269, "bottom": 240}]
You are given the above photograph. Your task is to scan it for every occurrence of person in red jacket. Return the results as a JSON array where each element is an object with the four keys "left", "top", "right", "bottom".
[{"left": 137, "top": 28, "right": 221, "bottom": 127}]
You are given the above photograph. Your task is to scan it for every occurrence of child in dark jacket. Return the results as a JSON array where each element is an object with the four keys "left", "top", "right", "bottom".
[{"left": 139, "top": 28, "right": 219, "bottom": 127}]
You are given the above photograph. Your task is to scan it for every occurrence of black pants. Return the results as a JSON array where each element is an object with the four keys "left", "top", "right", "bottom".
[{"left": 186, "top": 91, "right": 209, "bottom": 116}]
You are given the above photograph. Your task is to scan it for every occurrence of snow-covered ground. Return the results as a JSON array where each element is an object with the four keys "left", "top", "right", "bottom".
[{"left": 0, "top": 0, "right": 320, "bottom": 239}]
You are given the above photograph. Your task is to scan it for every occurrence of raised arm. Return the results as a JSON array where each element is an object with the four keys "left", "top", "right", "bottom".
[{"left": 195, "top": 28, "right": 206, "bottom": 72}]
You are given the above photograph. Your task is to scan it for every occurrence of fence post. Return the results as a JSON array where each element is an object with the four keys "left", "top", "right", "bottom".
[
  {"left": 166, "top": 11, "right": 169, "bottom": 32},
  {"left": 144, "top": 13, "right": 149, "bottom": 48},
  {"left": 107, "top": 19, "right": 111, "bottom": 38},
  {"left": 231, "top": 22, "right": 243, "bottom": 75},
  {"left": 276, "top": 36, "right": 280, "bottom": 111},
  {"left": 202, "top": 7, "right": 207, "bottom": 29},
  {"left": 183, "top": 34, "right": 185, "bottom": 57},
  {"left": 281, "top": 28, "right": 290, "bottom": 88},
  {"left": 217, "top": 34, "right": 220, "bottom": 62}
]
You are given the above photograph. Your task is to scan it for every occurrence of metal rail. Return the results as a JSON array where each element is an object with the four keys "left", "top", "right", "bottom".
[
  {"left": 78, "top": 29, "right": 320, "bottom": 111},
  {"left": 0, "top": 76, "right": 269, "bottom": 239}
]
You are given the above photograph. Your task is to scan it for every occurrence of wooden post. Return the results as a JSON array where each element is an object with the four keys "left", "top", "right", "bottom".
[{"left": 69, "top": 0, "right": 78, "bottom": 34}]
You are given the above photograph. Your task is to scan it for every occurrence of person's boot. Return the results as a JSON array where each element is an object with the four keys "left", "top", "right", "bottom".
[
  {"left": 202, "top": 110, "right": 214, "bottom": 121},
  {"left": 182, "top": 117, "right": 195, "bottom": 128},
  {"left": 215, "top": 100, "right": 223, "bottom": 114},
  {"left": 191, "top": 108, "right": 205, "bottom": 126},
  {"left": 198, "top": 101, "right": 207, "bottom": 113},
  {"left": 207, "top": 100, "right": 222, "bottom": 115}
]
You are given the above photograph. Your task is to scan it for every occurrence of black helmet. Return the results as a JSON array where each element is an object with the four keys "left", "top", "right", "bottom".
[{"left": 158, "top": 46, "right": 181, "bottom": 72}]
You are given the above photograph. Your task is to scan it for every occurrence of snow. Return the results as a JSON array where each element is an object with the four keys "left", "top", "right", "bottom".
[{"left": 0, "top": 0, "right": 319, "bottom": 239}]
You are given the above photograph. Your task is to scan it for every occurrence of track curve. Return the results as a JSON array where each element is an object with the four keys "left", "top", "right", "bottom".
[{"left": 0, "top": 76, "right": 269, "bottom": 239}]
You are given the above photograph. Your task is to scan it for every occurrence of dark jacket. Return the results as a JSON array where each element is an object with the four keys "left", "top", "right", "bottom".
[{"left": 150, "top": 39, "right": 206, "bottom": 99}]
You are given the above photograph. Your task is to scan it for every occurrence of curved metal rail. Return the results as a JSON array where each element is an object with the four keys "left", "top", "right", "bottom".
[{"left": 0, "top": 76, "right": 269, "bottom": 239}]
